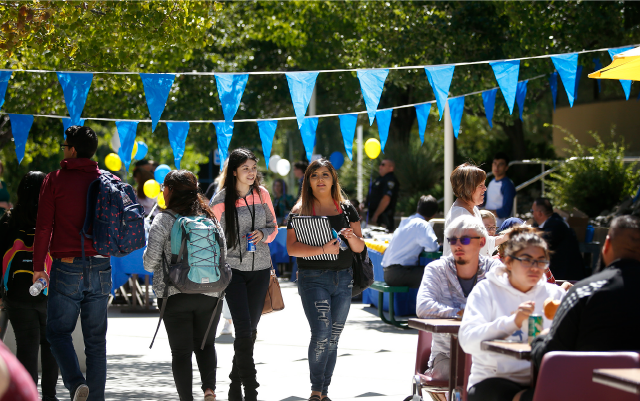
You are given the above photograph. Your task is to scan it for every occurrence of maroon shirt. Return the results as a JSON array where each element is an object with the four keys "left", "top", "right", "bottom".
[{"left": 34, "top": 158, "right": 103, "bottom": 271}]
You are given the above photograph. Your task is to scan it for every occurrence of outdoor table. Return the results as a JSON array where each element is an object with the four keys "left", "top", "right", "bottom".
[
  {"left": 481, "top": 340, "right": 532, "bottom": 360},
  {"left": 408, "top": 318, "right": 464, "bottom": 399},
  {"left": 593, "top": 368, "right": 640, "bottom": 395}
]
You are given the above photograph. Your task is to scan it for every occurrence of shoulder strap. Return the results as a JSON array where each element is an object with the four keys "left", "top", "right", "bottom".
[{"left": 340, "top": 202, "right": 350, "bottom": 224}]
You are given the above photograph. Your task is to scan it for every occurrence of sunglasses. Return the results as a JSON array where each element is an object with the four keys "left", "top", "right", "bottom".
[{"left": 447, "top": 236, "right": 482, "bottom": 245}]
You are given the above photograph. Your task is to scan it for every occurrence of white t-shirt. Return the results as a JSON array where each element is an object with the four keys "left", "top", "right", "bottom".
[{"left": 443, "top": 205, "right": 496, "bottom": 257}]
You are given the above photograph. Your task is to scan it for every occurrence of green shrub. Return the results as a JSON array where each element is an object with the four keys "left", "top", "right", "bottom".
[{"left": 546, "top": 128, "right": 640, "bottom": 217}]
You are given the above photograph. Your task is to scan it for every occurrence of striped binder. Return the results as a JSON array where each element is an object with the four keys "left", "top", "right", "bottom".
[{"left": 290, "top": 216, "right": 338, "bottom": 261}]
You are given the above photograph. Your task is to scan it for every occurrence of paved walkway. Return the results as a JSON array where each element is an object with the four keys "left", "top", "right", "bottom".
[{"left": 53, "top": 280, "right": 419, "bottom": 401}]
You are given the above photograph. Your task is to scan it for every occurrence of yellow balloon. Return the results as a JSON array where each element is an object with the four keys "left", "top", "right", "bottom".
[
  {"left": 157, "top": 192, "right": 166, "bottom": 209},
  {"left": 364, "top": 138, "right": 381, "bottom": 159},
  {"left": 131, "top": 141, "right": 139, "bottom": 159},
  {"left": 143, "top": 179, "right": 161, "bottom": 198},
  {"left": 105, "top": 153, "right": 122, "bottom": 171}
]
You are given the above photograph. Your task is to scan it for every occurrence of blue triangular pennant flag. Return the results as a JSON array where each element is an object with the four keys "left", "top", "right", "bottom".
[
  {"left": 8, "top": 114, "right": 33, "bottom": 164},
  {"left": 338, "top": 114, "right": 358, "bottom": 160},
  {"left": 0, "top": 71, "right": 12, "bottom": 111},
  {"left": 424, "top": 65, "right": 455, "bottom": 121},
  {"left": 414, "top": 103, "right": 432, "bottom": 144},
  {"left": 516, "top": 80, "right": 528, "bottom": 120},
  {"left": 448, "top": 97, "right": 465, "bottom": 139},
  {"left": 215, "top": 73, "right": 249, "bottom": 123},
  {"left": 357, "top": 69, "right": 389, "bottom": 125},
  {"left": 116, "top": 121, "right": 138, "bottom": 172},
  {"left": 139, "top": 73, "right": 175, "bottom": 132},
  {"left": 257, "top": 120, "right": 278, "bottom": 168},
  {"left": 608, "top": 47, "right": 635, "bottom": 100},
  {"left": 481, "top": 88, "right": 498, "bottom": 128},
  {"left": 549, "top": 72, "right": 558, "bottom": 112},
  {"left": 592, "top": 58, "right": 603, "bottom": 93},
  {"left": 550, "top": 53, "right": 578, "bottom": 107},
  {"left": 299, "top": 117, "right": 319, "bottom": 162},
  {"left": 213, "top": 121, "right": 234, "bottom": 163},
  {"left": 167, "top": 122, "right": 190, "bottom": 169},
  {"left": 375, "top": 109, "right": 392, "bottom": 152},
  {"left": 62, "top": 118, "right": 85, "bottom": 139},
  {"left": 573, "top": 65, "right": 583, "bottom": 101},
  {"left": 489, "top": 60, "right": 519, "bottom": 115},
  {"left": 57, "top": 72, "right": 93, "bottom": 126},
  {"left": 285, "top": 72, "right": 319, "bottom": 129}
]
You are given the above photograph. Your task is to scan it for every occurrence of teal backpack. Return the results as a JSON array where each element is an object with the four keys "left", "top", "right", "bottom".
[{"left": 150, "top": 212, "right": 232, "bottom": 349}]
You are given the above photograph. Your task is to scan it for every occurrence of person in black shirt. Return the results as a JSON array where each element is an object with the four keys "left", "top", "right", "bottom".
[
  {"left": 287, "top": 158, "right": 364, "bottom": 401},
  {"left": 367, "top": 158, "right": 400, "bottom": 231},
  {"left": 531, "top": 215, "right": 640, "bottom": 374}
]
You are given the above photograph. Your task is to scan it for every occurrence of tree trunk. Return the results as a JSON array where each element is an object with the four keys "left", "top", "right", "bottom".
[
  {"left": 385, "top": 85, "right": 416, "bottom": 146},
  {"left": 498, "top": 119, "right": 526, "bottom": 161}
]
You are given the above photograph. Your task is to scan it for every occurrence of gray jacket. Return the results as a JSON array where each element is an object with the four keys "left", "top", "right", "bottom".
[
  {"left": 416, "top": 255, "right": 503, "bottom": 369},
  {"left": 211, "top": 186, "right": 278, "bottom": 271},
  {"left": 143, "top": 210, "right": 225, "bottom": 298}
]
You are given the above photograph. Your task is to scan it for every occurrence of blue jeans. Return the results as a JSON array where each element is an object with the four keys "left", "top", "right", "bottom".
[
  {"left": 298, "top": 268, "right": 353, "bottom": 394},
  {"left": 47, "top": 257, "right": 111, "bottom": 401}
]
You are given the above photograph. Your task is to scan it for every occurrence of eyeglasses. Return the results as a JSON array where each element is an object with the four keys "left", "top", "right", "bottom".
[
  {"left": 485, "top": 226, "right": 497, "bottom": 231},
  {"left": 509, "top": 256, "right": 550, "bottom": 269},
  {"left": 447, "top": 236, "right": 481, "bottom": 245}
]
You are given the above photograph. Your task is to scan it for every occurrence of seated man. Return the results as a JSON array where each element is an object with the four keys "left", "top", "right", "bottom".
[
  {"left": 531, "top": 215, "right": 640, "bottom": 370},
  {"left": 416, "top": 215, "right": 503, "bottom": 381},
  {"left": 531, "top": 198, "right": 585, "bottom": 280},
  {"left": 382, "top": 195, "right": 439, "bottom": 287}
]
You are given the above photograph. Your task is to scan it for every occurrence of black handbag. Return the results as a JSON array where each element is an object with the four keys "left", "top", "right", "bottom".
[{"left": 340, "top": 203, "right": 374, "bottom": 296}]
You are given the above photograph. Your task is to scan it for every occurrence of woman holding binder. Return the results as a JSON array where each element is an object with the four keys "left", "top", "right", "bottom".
[
  {"left": 286, "top": 158, "right": 365, "bottom": 401},
  {"left": 210, "top": 148, "right": 277, "bottom": 401}
]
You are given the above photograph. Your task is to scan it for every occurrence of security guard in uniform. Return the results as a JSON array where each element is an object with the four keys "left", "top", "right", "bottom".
[{"left": 367, "top": 158, "right": 400, "bottom": 231}]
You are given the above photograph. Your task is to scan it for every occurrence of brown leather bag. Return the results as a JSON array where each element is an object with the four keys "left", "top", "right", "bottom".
[{"left": 262, "top": 266, "right": 284, "bottom": 314}]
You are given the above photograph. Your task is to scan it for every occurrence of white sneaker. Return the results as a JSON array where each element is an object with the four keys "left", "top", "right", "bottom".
[
  {"left": 221, "top": 319, "right": 233, "bottom": 335},
  {"left": 73, "top": 384, "right": 89, "bottom": 401}
]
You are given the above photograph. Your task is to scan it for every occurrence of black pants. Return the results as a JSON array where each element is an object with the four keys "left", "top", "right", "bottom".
[
  {"left": 377, "top": 211, "right": 396, "bottom": 232},
  {"left": 468, "top": 378, "right": 534, "bottom": 401},
  {"left": 4, "top": 299, "right": 59, "bottom": 401},
  {"left": 158, "top": 294, "right": 222, "bottom": 401},
  {"left": 225, "top": 269, "right": 271, "bottom": 339},
  {"left": 383, "top": 265, "right": 425, "bottom": 288}
]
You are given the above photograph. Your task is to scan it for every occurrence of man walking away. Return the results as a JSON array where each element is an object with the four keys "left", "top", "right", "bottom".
[{"left": 34, "top": 126, "right": 111, "bottom": 401}]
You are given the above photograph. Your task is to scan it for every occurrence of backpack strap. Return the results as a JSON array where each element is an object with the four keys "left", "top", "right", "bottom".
[
  {"left": 149, "top": 283, "right": 169, "bottom": 349},
  {"left": 79, "top": 173, "right": 109, "bottom": 288},
  {"left": 200, "top": 291, "right": 224, "bottom": 350}
]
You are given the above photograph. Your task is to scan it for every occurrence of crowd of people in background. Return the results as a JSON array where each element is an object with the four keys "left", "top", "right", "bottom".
[{"left": 0, "top": 127, "right": 637, "bottom": 401}]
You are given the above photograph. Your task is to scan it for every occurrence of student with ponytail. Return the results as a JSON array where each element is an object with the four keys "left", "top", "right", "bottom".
[
  {"left": 210, "top": 148, "right": 277, "bottom": 401},
  {"left": 144, "top": 170, "right": 225, "bottom": 401}
]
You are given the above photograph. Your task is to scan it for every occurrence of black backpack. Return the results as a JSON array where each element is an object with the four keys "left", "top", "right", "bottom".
[{"left": 1, "top": 225, "right": 52, "bottom": 303}]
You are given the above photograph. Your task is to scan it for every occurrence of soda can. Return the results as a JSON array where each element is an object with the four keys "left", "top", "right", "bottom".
[
  {"left": 528, "top": 314, "right": 543, "bottom": 344},
  {"left": 246, "top": 234, "right": 256, "bottom": 252}
]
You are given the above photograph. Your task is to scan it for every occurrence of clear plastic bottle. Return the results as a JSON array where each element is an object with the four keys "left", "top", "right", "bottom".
[{"left": 29, "top": 278, "right": 47, "bottom": 296}]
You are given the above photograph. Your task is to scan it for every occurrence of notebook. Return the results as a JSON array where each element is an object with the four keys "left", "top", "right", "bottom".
[{"left": 290, "top": 216, "right": 338, "bottom": 261}]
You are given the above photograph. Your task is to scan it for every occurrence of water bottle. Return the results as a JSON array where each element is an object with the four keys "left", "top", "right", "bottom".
[
  {"left": 29, "top": 278, "right": 47, "bottom": 296},
  {"left": 332, "top": 229, "right": 348, "bottom": 251}
]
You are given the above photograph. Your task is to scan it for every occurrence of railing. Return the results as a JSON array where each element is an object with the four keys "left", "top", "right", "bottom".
[{"left": 438, "top": 157, "right": 640, "bottom": 213}]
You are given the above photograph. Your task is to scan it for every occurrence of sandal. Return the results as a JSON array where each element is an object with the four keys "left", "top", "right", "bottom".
[
  {"left": 321, "top": 397, "right": 332, "bottom": 401},
  {"left": 308, "top": 396, "right": 321, "bottom": 401}
]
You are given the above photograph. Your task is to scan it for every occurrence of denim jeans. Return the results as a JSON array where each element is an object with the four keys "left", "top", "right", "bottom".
[
  {"left": 47, "top": 257, "right": 111, "bottom": 401},
  {"left": 297, "top": 268, "right": 353, "bottom": 394}
]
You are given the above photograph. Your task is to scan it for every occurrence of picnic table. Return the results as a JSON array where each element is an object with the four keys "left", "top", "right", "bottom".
[
  {"left": 409, "top": 318, "right": 464, "bottom": 399},
  {"left": 481, "top": 340, "right": 532, "bottom": 360},
  {"left": 593, "top": 368, "right": 640, "bottom": 395}
]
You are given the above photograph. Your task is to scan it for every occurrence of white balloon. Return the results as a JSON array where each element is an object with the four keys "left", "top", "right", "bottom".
[
  {"left": 111, "top": 131, "right": 120, "bottom": 153},
  {"left": 277, "top": 159, "right": 291, "bottom": 176},
  {"left": 269, "top": 155, "right": 281, "bottom": 173}
]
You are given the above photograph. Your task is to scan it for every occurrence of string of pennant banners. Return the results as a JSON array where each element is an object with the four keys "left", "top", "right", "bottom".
[{"left": 0, "top": 44, "right": 637, "bottom": 171}]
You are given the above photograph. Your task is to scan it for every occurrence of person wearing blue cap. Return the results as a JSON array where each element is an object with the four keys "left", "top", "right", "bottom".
[{"left": 499, "top": 217, "right": 524, "bottom": 233}]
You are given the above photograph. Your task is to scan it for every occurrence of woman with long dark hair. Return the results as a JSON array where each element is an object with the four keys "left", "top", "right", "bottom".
[
  {"left": 286, "top": 159, "right": 365, "bottom": 401},
  {"left": 210, "top": 148, "right": 277, "bottom": 401},
  {"left": 144, "top": 170, "right": 226, "bottom": 401},
  {"left": 0, "top": 171, "right": 59, "bottom": 401}
]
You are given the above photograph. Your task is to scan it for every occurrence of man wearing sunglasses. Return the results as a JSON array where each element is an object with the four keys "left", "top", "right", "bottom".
[{"left": 416, "top": 215, "right": 503, "bottom": 381}]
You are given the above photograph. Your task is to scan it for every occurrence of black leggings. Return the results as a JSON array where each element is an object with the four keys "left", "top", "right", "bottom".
[
  {"left": 158, "top": 294, "right": 222, "bottom": 401},
  {"left": 224, "top": 269, "right": 271, "bottom": 339},
  {"left": 4, "top": 299, "right": 59, "bottom": 401},
  {"left": 468, "top": 378, "right": 534, "bottom": 401}
]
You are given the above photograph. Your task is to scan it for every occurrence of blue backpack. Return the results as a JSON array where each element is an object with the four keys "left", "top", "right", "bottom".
[
  {"left": 150, "top": 212, "right": 231, "bottom": 349},
  {"left": 81, "top": 171, "right": 145, "bottom": 259}
]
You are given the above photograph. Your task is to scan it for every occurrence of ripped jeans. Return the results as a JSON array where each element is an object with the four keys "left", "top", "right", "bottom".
[{"left": 298, "top": 268, "right": 353, "bottom": 394}]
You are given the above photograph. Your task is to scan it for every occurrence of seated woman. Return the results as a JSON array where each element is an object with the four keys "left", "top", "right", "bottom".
[{"left": 459, "top": 228, "right": 566, "bottom": 401}]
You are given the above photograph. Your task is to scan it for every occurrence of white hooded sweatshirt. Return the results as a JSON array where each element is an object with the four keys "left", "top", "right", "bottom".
[{"left": 458, "top": 267, "right": 566, "bottom": 390}]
